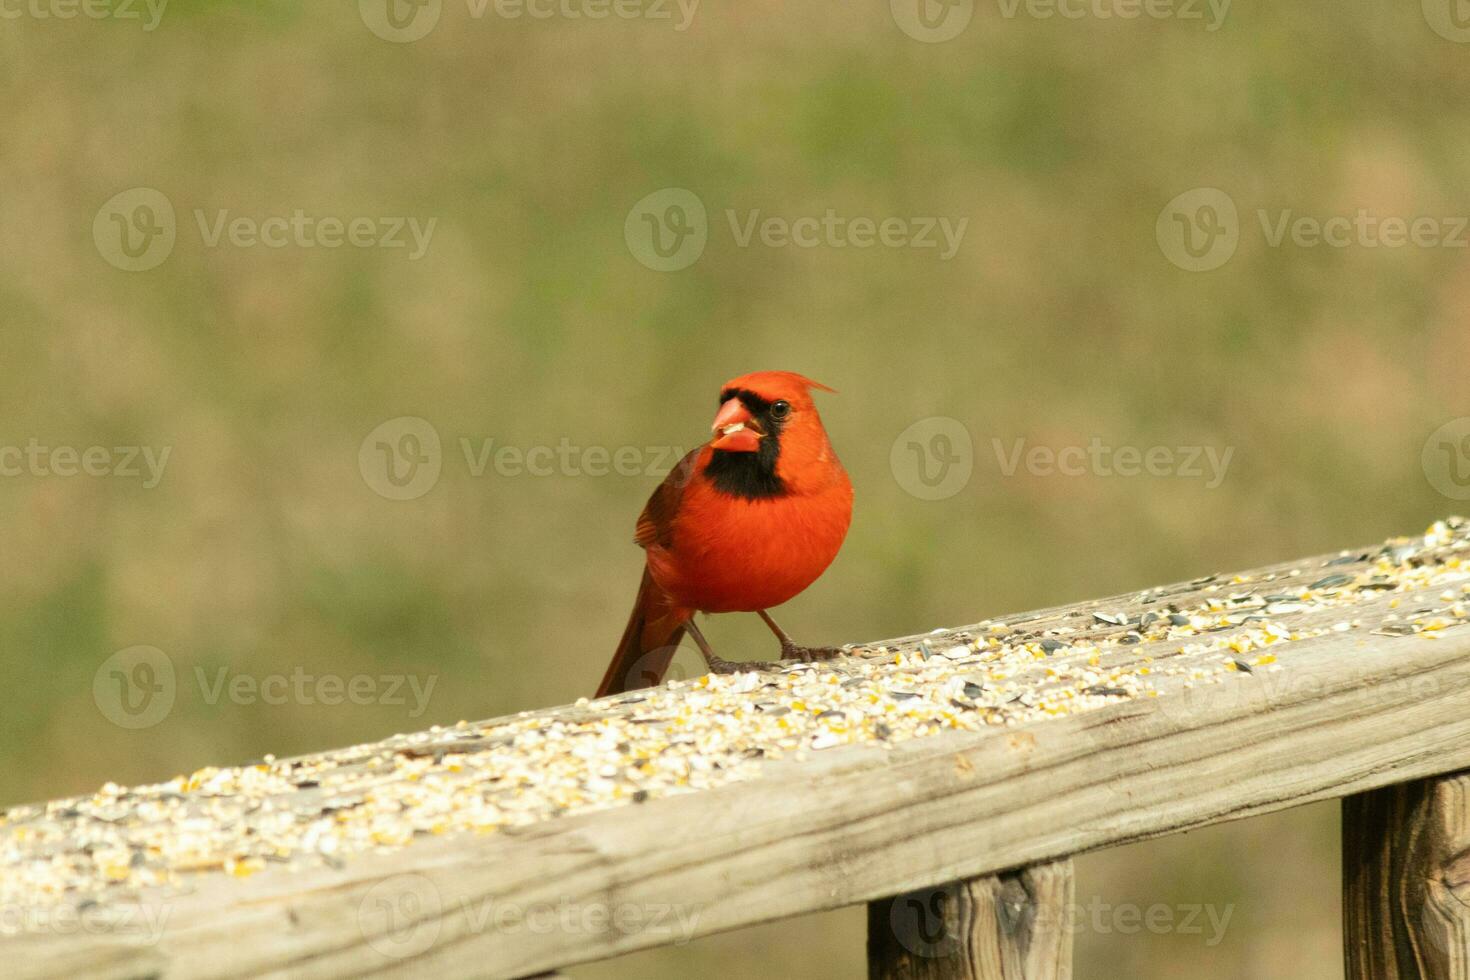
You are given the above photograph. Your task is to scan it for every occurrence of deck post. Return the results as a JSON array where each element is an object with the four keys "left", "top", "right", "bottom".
[
  {"left": 1343, "top": 771, "right": 1470, "bottom": 979},
  {"left": 867, "top": 859, "right": 1074, "bottom": 979}
]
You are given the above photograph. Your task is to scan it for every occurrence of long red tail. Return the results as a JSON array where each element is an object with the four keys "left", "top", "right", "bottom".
[{"left": 595, "top": 569, "right": 688, "bottom": 698}]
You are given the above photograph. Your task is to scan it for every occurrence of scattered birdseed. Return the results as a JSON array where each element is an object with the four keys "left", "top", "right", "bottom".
[{"left": 4, "top": 519, "right": 1469, "bottom": 914}]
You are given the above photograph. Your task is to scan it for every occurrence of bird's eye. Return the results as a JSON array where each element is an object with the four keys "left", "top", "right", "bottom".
[{"left": 770, "top": 400, "right": 791, "bottom": 421}]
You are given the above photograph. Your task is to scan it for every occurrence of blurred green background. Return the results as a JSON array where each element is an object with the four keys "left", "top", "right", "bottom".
[{"left": 3, "top": 0, "right": 1468, "bottom": 975}]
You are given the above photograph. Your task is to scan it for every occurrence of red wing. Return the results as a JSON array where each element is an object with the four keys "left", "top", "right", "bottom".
[{"left": 635, "top": 447, "right": 702, "bottom": 550}]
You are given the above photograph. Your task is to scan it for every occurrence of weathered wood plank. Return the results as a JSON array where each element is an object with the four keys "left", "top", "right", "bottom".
[
  {"left": 10, "top": 613, "right": 1470, "bottom": 978},
  {"left": 867, "top": 860, "right": 1073, "bottom": 979},
  {"left": 4, "top": 523, "right": 1470, "bottom": 978},
  {"left": 1344, "top": 771, "right": 1470, "bottom": 979}
]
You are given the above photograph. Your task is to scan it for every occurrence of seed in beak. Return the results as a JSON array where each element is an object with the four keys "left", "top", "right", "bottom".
[{"left": 711, "top": 401, "right": 762, "bottom": 452}]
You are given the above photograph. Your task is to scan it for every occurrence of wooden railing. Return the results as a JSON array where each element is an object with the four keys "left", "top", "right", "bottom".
[{"left": 5, "top": 519, "right": 1470, "bottom": 978}]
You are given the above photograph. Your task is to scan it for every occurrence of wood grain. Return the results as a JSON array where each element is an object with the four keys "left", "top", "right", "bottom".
[
  {"left": 868, "top": 860, "right": 1073, "bottom": 979},
  {"left": 6, "top": 536, "right": 1470, "bottom": 978},
  {"left": 1344, "top": 771, "right": 1470, "bottom": 979}
]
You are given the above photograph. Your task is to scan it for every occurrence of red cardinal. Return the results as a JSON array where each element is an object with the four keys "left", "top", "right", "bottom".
[{"left": 595, "top": 371, "right": 853, "bottom": 697}]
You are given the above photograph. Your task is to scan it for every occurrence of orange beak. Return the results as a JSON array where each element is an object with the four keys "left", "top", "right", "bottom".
[{"left": 710, "top": 398, "right": 763, "bottom": 452}]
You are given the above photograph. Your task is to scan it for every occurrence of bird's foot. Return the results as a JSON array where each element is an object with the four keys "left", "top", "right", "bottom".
[
  {"left": 779, "top": 643, "right": 847, "bottom": 664},
  {"left": 703, "top": 655, "right": 767, "bottom": 676}
]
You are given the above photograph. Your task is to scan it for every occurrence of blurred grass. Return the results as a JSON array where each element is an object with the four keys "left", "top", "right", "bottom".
[{"left": 3, "top": 1, "right": 1468, "bottom": 976}]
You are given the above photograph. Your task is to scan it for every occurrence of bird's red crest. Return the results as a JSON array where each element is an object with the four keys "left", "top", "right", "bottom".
[{"left": 719, "top": 371, "right": 836, "bottom": 404}]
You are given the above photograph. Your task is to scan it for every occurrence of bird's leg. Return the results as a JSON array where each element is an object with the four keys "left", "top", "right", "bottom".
[
  {"left": 756, "top": 610, "right": 847, "bottom": 663},
  {"left": 686, "top": 618, "right": 765, "bottom": 676}
]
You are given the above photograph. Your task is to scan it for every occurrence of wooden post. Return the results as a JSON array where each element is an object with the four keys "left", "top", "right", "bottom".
[
  {"left": 868, "top": 859, "right": 1073, "bottom": 979},
  {"left": 1343, "top": 771, "right": 1470, "bottom": 979}
]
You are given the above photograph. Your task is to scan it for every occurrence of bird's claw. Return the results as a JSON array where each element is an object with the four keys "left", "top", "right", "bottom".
[
  {"left": 780, "top": 644, "right": 847, "bottom": 664},
  {"left": 704, "top": 657, "right": 762, "bottom": 676}
]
